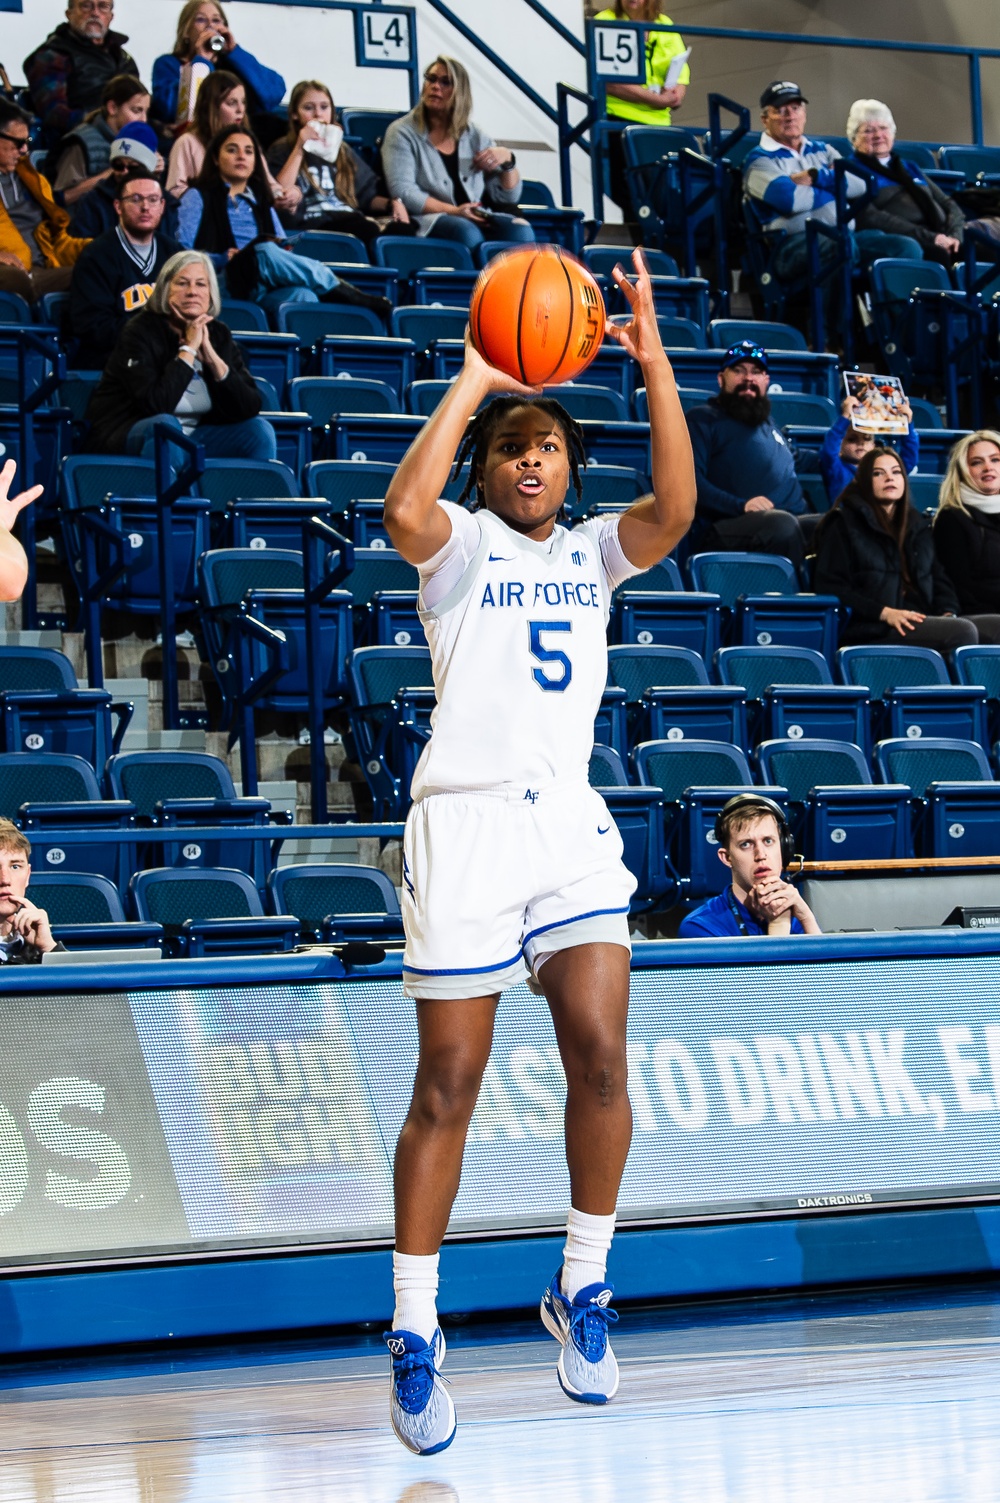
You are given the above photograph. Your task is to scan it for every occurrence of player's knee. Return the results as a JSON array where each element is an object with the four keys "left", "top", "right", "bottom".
[
  {"left": 412, "top": 1057, "right": 485, "bottom": 1128},
  {"left": 565, "top": 1042, "right": 628, "bottom": 1105}
]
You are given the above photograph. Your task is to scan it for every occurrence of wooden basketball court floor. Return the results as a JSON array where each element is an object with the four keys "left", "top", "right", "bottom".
[{"left": 2, "top": 1281, "right": 999, "bottom": 1503}]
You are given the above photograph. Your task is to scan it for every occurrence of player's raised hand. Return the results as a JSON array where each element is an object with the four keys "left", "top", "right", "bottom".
[
  {"left": 0, "top": 459, "right": 41, "bottom": 534},
  {"left": 462, "top": 326, "right": 542, "bottom": 399},
  {"left": 605, "top": 248, "right": 667, "bottom": 368}
]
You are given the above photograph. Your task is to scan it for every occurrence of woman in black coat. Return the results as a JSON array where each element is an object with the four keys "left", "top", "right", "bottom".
[
  {"left": 933, "top": 431, "right": 1000, "bottom": 616},
  {"left": 813, "top": 447, "right": 1000, "bottom": 648},
  {"left": 87, "top": 249, "right": 276, "bottom": 458}
]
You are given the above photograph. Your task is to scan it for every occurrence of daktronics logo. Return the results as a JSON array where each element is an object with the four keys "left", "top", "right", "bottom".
[{"left": 0, "top": 1076, "right": 131, "bottom": 1215}]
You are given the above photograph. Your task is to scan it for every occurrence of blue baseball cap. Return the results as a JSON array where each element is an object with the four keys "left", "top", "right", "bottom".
[{"left": 720, "top": 340, "right": 769, "bottom": 373}]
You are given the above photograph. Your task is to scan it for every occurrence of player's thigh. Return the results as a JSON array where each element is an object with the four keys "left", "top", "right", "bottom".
[{"left": 539, "top": 942, "right": 631, "bottom": 1079}]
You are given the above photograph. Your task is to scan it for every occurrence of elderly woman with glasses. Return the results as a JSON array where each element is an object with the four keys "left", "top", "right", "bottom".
[
  {"left": 86, "top": 249, "right": 276, "bottom": 459},
  {"left": 848, "top": 99, "right": 1000, "bottom": 264},
  {"left": 381, "top": 55, "right": 534, "bottom": 248}
]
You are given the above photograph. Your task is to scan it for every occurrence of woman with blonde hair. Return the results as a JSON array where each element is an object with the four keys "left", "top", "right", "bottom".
[
  {"left": 381, "top": 55, "right": 534, "bottom": 248},
  {"left": 934, "top": 431, "right": 1000, "bottom": 614},
  {"left": 151, "top": 0, "right": 285, "bottom": 131},
  {"left": 266, "top": 79, "right": 412, "bottom": 248}
]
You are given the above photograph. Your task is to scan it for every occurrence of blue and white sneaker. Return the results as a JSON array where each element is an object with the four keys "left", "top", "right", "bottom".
[
  {"left": 540, "top": 1269, "right": 620, "bottom": 1404},
  {"left": 384, "top": 1326, "right": 456, "bottom": 1455}
]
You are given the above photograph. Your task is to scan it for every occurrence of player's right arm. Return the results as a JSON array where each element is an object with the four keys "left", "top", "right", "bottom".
[{"left": 383, "top": 333, "right": 539, "bottom": 565}]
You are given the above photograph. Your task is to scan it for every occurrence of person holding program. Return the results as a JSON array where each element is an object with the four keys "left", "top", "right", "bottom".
[
  {"left": 820, "top": 392, "right": 919, "bottom": 505},
  {"left": 379, "top": 249, "right": 695, "bottom": 1454}
]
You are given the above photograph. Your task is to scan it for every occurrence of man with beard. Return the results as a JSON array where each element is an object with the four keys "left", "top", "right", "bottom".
[
  {"left": 24, "top": 0, "right": 139, "bottom": 151},
  {"left": 685, "top": 341, "right": 808, "bottom": 571}
]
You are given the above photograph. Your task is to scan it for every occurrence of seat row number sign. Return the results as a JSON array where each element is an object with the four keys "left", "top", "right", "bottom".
[
  {"left": 358, "top": 9, "right": 411, "bottom": 64},
  {"left": 593, "top": 25, "right": 643, "bottom": 80}
]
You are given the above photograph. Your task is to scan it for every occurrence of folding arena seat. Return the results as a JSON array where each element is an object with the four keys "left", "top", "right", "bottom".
[
  {"left": 232, "top": 330, "right": 298, "bottom": 399},
  {"left": 130, "top": 867, "right": 299, "bottom": 958},
  {"left": 197, "top": 459, "right": 300, "bottom": 509},
  {"left": 589, "top": 744, "right": 629, "bottom": 786},
  {"left": 610, "top": 587, "right": 723, "bottom": 661},
  {"left": 0, "top": 753, "right": 135, "bottom": 885},
  {"left": 937, "top": 146, "right": 1000, "bottom": 185},
  {"left": 541, "top": 385, "right": 629, "bottom": 423},
  {"left": 220, "top": 298, "right": 269, "bottom": 333},
  {"left": 293, "top": 230, "right": 370, "bottom": 264},
  {"left": 767, "top": 392, "right": 838, "bottom": 428},
  {"left": 575, "top": 418, "right": 651, "bottom": 473},
  {"left": 290, "top": 375, "right": 401, "bottom": 458},
  {"left": 25, "top": 871, "right": 163, "bottom": 951},
  {"left": 688, "top": 552, "right": 840, "bottom": 658},
  {"left": 633, "top": 738, "right": 788, "bottom": 900},
  {"left": 838, "top": 645, "right": 988, "bottom": 745},
  {"left": 867, "top": 258, "right": 956, "bottom": 387},
  {"left": 907, "top": 475, "right": 943, "bottom": 513},
  {"left": 575, "top": 464, "right": 646, "bottom": 520},
  {"left": 874, "top": 737, "right": 1000, "bottom": 858},
  {"left": 0, "top": 646, "right": 132, "bottom": 766},
  {"left": 390, "top": 306, "right": 470, "bottom": 355},
  {"left": 953, "top": 643, "right": 1000, "bottom": 743},
  {"left": 347, "top": 646, "right": 436, "bottom": 817},
  {"left": 583, "top": 746, "right": 670, "bottom": 908},
  {"left": 707, "top": 319, "right": 807, "bottom": 351},
  {"left": 907, "top": 397, "right": 944, "bottom": 429},
  {"left": 607, "top": 643, "right": 746, "bottom": 746},
  {"left": 332, "top": 413, "right": 425, "bottom": 464},
  {"left": 318, "top": 336, "right": 418, "bottom": 396},
  {"left": 340, "top": 107, "right": 405, "bottom": 166},
  {"left": 267, "top": 862, "right": 404, "bottom": 943},
  {"left": 755, "top": 738, "right": 912, "bottom": 861},
  {"left": 0, "top": 289, "right": 31, "bottom": 325},
  {"left": 584, "top": 246, "right": 680, "bottom": 279},
  {"left": 341, "top": 548, "right": 420, "bottom": 625},
  {"left": 375, "top": 236, "right": 477, "bottom": 305},
  {"left": 716, "top": 645, "right": 870, "bottom": 751},
  {"left": 405, "top": 379, "right": 456, "bottom": 417},
  {"left": 305, "top": 458, "right": 397, "bottom": 516},
  {"left": 227, "top": 497, "right": 335, "bottom": 553},
  {"left": 515, "top": 181, "right": 586, "bottom": 255},
  {"left": 278, "top": 302, "right": 387, "bottom": 343},
  {"left": 105, "top": 749, "right": 278, "bottom": 885},
  {"left": 655, "top": 316, "right": 706, "bottom": 349}
]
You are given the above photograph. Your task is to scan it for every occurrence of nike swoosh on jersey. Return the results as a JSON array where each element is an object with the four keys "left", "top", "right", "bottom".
[
  {"left": 597, "top": 824, "right": 611, "bottom": 835},
  {"left": 488, "top": 552, "right": 514, "bottom": 562}
]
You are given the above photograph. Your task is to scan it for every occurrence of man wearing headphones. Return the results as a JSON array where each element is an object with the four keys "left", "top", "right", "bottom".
[{"left": 678, "top": 795, "right": 821, "bottom": 938}]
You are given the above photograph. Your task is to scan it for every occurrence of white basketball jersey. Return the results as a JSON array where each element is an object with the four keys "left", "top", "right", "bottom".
[{"left": 411, "top": 504, "right": 641, "bottom": 798}]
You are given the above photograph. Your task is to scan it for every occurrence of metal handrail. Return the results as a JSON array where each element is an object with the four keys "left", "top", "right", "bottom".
[
  {"left": 13, "top": 327, "right": 66, "bottom": 630},
  {"left": 154, "top": 424, "right": 206, "bottom": 733},
  {"left": 420, "top": 0, "right": 559, "bottom": 124}
]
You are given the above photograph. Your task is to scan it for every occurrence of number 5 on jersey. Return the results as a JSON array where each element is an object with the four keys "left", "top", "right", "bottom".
[{"left": 529, "top": 620, "right": 573, "bottom": 692}]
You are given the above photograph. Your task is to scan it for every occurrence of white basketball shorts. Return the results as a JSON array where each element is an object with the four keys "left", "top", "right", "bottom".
[{"left": 400, "top": 779, "right": 637, "bottom": 1000}]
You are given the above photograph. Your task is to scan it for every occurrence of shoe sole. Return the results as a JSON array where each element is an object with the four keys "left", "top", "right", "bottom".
[{"left": 540, "top": 1294, "right": 619, "bottom": 1404}]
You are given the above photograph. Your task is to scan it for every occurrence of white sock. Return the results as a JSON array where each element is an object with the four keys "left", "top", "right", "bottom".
[
  {"left": 392, "top": 1251, "right": 440, "bottom": 1344},
  {"left": 561, "top": 1207, "right": 616, "bottom": 1301}
]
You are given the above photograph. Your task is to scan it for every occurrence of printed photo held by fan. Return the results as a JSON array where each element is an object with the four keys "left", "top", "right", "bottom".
[{"left": 470, "top": 246, "right": 606, "bottom": 385}]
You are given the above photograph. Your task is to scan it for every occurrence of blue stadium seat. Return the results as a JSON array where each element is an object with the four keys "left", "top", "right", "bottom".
[
  {"left": 584, "top": 246, "right": 680, "bottom": 278},
  {"left": 953, "top": 643, "right": 1000, "bottom": 743},
  {"left": 716, "top": 645, "right": 870, "bottom": 751},
  {"left": 688, "top": 551, "right": 798, "bottom": 602},
  {"left": 232, "top": 331, "right": 298, "bottom": 399},
  {"left": 129, "top": 867, "right": 299, "bottom": 958},
  {"left": 543, "top": 384, "right": 629, "bottom": 423},
  {"left": 227, "top": 497, "right": 334, "bottom": 552},
  {"left": 938, "top": 146, "right": 1000, "bottom": 185},
  {"left": 305, "top": 458, "right": 397, "bottom": 514},
  {"left": 375, "top": 235, "right": 477, "bottom": 306},
  {"left": 607, "top": 643, "right": 746, "bottom": 746},
  {"left": 0, "top": 290, "right": 32, "bottom": 325},
  {"left": 220, "top": 298, "right": 269, "bottom": 333},
  {"left": 908, "top": 475, "right": 943, "bottom": 513},
  {"left": 348, "top": 646, "right": 436, "bottom": 817},
  {"left": 768, "top": 392, "right": 838, "bottom": 428},
  {"left": 340, "top": 107, "right": 404, "bottom": 167},
  {"left": 688, "top": 552, "right": 840, "bottom": 658},
  {"left": 344, "top": 500, "right": 392, "bottom": 547},
  {"left": 332, "top": 412, "right": 425, "bottom": 464},
  {"left": 838, "top": 645, "right": 988, "bottom": 744},
  {"left": 755, "top": 738, "right": 912, "bottom": 861},
  {"left": 25, "top": 871, "right": 163, "bottom": 951},
  {"left": 278, "top": 303, "right": 388, "bottom": 361},
  {"left": 907, "top": 397, "right": 944, "bottom": 429},
  {"left": 319, "top": 336, "right": 418, "bottom": 396},
  {"left": 874, "top": 736, "right": 999, "bottom": 858},
  {"left": 197, "top": 459, "right": 300, "bottom": 509},
  {"left": 575, "top": 419, "right": 650, "bottom": 472},
  {"left": 655, "top": 316, "right": 706, "bottom": 349},
  {"left": 390, "top": 306, "right": 470, "bottom": 352},
  {"left": 0, "top": 646, "right": 131, "bottom": 766},
  {"left": 589, "top": 744, "right": 629, "bottom": 786},
  {"left": 290, "top": 375, "right": 401, "bottom": 457},
  {"left": 268, "top": 862, "right": 404, "bottom": 943},
  {"left": 294, "top": 230, "right": 370, "bottom": 264},
  {"left": 708, "top": 319, "right": 808, "bottom": 351},
  {"left": 610, "top": 589, "right": 722, "bottom": 661},
  {"left": 574, "top": 464, "right": 646, "bottom": 520},
  {"left": 369, "top": 591, "right": 423, "bottom": 647},
  {"left": 0, "top": 752, "right": 135, "bottom": 885},
  {"left": 867, "top": 259, "right": 954, "bottom": 385},
  {"left": 405, "top": 379, "right": 455, "bottom": 417},
  {"left": 105, "top": 749, "right": 278, "bottom": 886},
  {"left": 632, "top": 738, "right": 788, "bottom": 899}
]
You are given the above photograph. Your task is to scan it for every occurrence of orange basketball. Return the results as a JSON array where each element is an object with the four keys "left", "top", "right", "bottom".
[{"left": 469, "top": 246, "right": 606, "bottom": 386}]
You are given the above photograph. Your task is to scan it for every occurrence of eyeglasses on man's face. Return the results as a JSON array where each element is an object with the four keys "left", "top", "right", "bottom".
[
  {"left": 0, "top": 132, "right": 30, "bottom": 151},
  {"left": 73, "top": 1, "right": 114, "bottom": 13},
  {"left": 423, "top": 71, "right": 454, "bottom": 88},
  {"left": 119, "top": 193, "right": 164, "bottom": 207}
]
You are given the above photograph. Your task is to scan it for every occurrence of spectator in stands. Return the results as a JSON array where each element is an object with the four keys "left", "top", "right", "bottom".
[
  {"left": 686, "top": 341, "right": 809, "bottom": 571},
  {"left": 69, "top": 168, "right": 181, "bottom": 367},
  {"left": 743, "top": 82, "right": 923, "bottom": 298},
  {"left": 820, "top": 391, "right": 919, "bottom": 504},
  {"left": 678, "top": 797, "right": 820, "bottom": 939},
  {"left": 813, "top": 447, "right": 1000, "bottom": 648},
  {"left": 86, "top": 248, "right": 276, "bottom": 459},
  {"left": 0, "top": 458, "right": 40, "bottom": 602},
  {"left": 175, "top": 124, "right": 390, "bottom": 319},
  {"left": 382, "top": 56, "right": 534, "bottom": 248},
  {"left": 152, "top": 0, "right": 285, "bottom": 137},
  {"left": 593, "top": 2, "right": 689, "bottom": 219},
  {"left": 165, "top": 70, "right": 295, "bottom": 211},
  {"left": 933, "top": 431, "right": 1000, "bottom": 616},
  {"left": 0, "top": 100, "right": 89, "bottom": 304},
  {"left": 267, "top": 79, "right": 413, "bottom": 248},
  {"left": 23, "top": 0, "right": 139, "bottom": 150},
  {"left": 0, "top": 820, "right": 62, "bottom": 962},
  {"left": 48, "top": 74, "right": 159, "bottom": 210},
  {"left": 848, "top": 100, "right": 1000, "bottom": 265},
  {"left": 68, "top": 122, "right": 162, "bottom": 237}
]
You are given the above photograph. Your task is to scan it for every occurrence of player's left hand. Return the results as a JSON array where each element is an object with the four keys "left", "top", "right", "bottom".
[
  {"left": 462, "top": 326, "right": 542, "bottom": 398},
  {"left": 0, "top": 460, "right": 41, "bottom": 535},
  {"left": 604, "top": 248, "right": 668, "bottom": 369}
]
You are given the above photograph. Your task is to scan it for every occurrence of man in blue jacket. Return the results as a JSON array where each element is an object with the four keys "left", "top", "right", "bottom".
[{"left": 686, "top": 341, "right": 810, "bottom": 570}]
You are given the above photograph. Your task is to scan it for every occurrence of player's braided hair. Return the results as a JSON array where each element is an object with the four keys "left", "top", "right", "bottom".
[{"left": 450, "top": 396, "right": 587, "bottom": 512}]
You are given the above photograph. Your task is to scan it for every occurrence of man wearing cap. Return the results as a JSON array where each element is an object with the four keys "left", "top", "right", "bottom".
[
  {"left": 678, "top": 796, "right": 821, "bottom": 939},
  {"left": 69, "top": 164, "right": 180, "bottom": 367},
  {"left": 24, "top": 0, "right": 139, "bottom": 151},
  {"left": 685, "top": 340, "right": 812, "bottom": 571},
  {"left": 0, "top": 99, "right": 89, "bottom": 304},
  {"left": 744, "top": 81, "right": 922, "bottom": 296},
  {"left": 68, "top": 123, "right": 164, "bottom": 239}
]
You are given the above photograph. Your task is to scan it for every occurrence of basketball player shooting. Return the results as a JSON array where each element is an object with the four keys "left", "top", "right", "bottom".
[{"left": 381, "top": 248, "right": 696, "bottom": 1455}]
